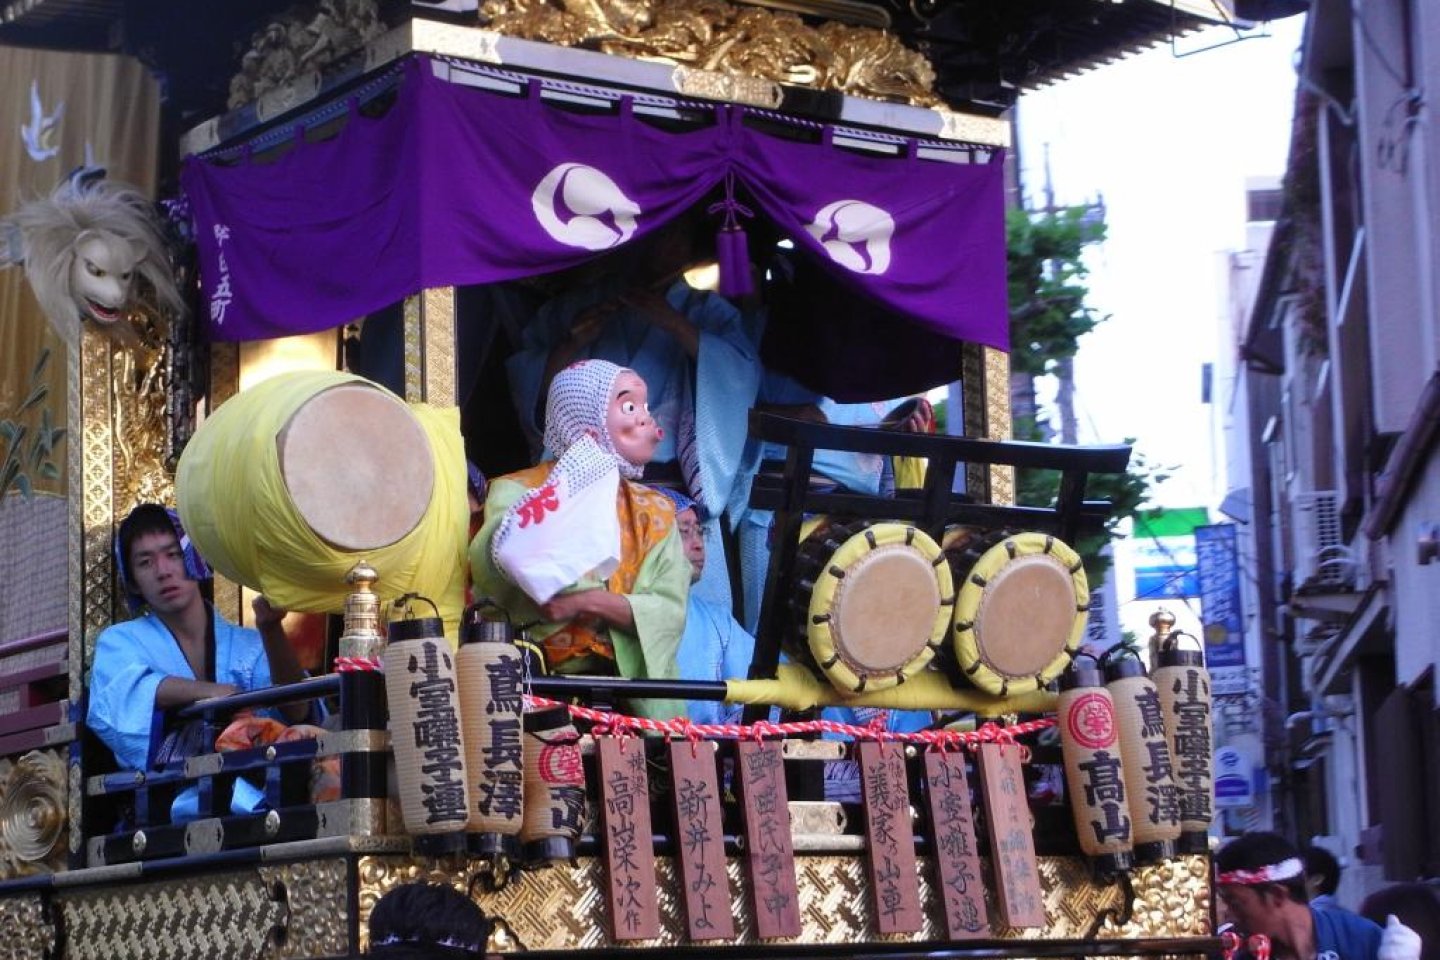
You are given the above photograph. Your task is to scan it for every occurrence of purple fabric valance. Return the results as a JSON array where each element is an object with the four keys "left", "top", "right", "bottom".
[{"left": 183, "top": 56, "right": 1006, "bottom": 349}]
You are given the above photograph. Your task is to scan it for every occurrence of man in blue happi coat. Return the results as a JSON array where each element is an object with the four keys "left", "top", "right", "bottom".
[{"left": 87, "top": 503, "right": 307, "bottom": 819}]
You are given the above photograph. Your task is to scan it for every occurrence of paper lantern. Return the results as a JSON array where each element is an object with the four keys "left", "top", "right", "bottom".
[
  {"left": 1153, "top": 632, "right": 1213, "bottom": 853},
  {"left": 457, "top": 602, "right": 525, "bottom": 860},
  {"left": 383, "top": 610, "right": 470, "bottom": 853},
  {"left": 520, "top": 705, "right": 585, "bottom": 863},
  {"left": 1057, "top": 655, "right": 1133, "bottom": 872},
  {"left": 1103, "top": 646, "right": 1181, "bottom": 863}
]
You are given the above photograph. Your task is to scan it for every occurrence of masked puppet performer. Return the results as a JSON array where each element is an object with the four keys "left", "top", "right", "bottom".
[
  {"left": 471, "top": 360, "right": 689, "bottom": 720},
  {"left": 1, "top": 169, "right": 182, "bottom": 347}
]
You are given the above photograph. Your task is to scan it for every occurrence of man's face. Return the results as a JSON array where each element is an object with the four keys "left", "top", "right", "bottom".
[
  {"left": 677, "top": 507, "right": 705, "bottom": 583},
  {"left": 1216, "top": 884, "right": 1285, "bottom": 939},
  {"left": 127, "top": 529, "right": 201, "bottom": 616},
  {"left": 605, "top": 371, "right": 660, "bottom": 467}
]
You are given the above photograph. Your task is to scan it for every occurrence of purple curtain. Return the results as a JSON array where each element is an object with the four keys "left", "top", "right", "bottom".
[{"left": 183, "top": 56, "right": 1007, "bottom": 350}]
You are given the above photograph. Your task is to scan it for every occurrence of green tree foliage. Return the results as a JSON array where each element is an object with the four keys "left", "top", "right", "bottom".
[
  {"left": 1007, "top": 207, "right": 1168, "bottom": 582},
  {"left": 1007, "top": 206, "right": 1108, "bottom": 377}
]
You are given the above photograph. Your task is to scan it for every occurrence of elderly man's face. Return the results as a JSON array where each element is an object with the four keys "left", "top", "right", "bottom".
[{"left": 677, "top": 507, "right": 705, "bottom": 583}]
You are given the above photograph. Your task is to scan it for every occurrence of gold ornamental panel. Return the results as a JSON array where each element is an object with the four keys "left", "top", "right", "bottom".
[
  {"left": 58, "top": 870, "right": 285, "bottom": 960},
  {"left": 402, "top": 287, "right": 458, "bottom": 407},
  {"left": 984, "top": 345, "right": 1015, "bottom": 505},
  {"left": 258, "top": 857, "right": 351, "bottom": 960},
  {"left": 0, "top": 894, "right": 54, "bottom": 960},
  {"left": 79, "top": 331, "right": 117, "bottom": 655},
  {"left": 358, "top": 853, "right": 1210, "bottom": 950}
]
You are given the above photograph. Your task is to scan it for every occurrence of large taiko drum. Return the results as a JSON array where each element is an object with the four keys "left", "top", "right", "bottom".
[
  {"left": 788, "top": 520, "right": 954, "bottom": 694},
  {"left": 940, "top": 529, "right": 1088, "bottom": 697},
  {"left": 176, "top": 370, "right": 468, "bottom": 621}
]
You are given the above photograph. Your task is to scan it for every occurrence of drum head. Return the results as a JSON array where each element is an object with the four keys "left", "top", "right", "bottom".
[
  {"left": 278, "top": 383, "right": 435, "bottom": 551},
  {"left": 806, "top": 522, "right": 953, "bottom": 693},
  {"left": 952, "top": 532, "right": 1088, "bottom": 696}
]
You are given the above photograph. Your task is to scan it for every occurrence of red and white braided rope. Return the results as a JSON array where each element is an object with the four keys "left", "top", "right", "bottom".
[
  {"left": 333, "top": 655, "right": 383, "bottom": 673},
  {"left": 523, "top": 693, "right": 1052, "bottom": 749}
]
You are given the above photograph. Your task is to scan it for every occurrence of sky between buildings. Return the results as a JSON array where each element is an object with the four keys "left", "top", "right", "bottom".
[{"left": 1016, "top": 16, "right": 1307, "bottom": 512}]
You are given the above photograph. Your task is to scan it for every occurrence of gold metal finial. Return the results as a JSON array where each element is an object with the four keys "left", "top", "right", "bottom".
[
  {"left": 339, "top": 561, "right": 383, "bottom": 659},
  {"left": 1148, "top": 608, "right": 1177, "bottom": 640},
  {"left": 346, "top": 560, "right": 379, "bottom": 589}
]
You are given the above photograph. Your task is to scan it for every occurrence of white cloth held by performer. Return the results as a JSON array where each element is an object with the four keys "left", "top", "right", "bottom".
[{"left": 492, "top": 434, "right": 622, "bottom": 604}]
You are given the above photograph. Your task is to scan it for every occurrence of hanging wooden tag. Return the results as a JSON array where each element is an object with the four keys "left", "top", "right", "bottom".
[
  {"left": 976, "top": 742, "right": 1045, "bottom": 928},
  {"left": 923, "top": 751, "right": 989, "bottom": 939},
  {"left": 669, "top": 740, "right": 735, "bottom": 940},
  {"left": 857, "top": 741, "right": 922, "bottom": 933},
  {"left": 737, "top": 739, "right": 801, "bottom": 938},
  {"left": 598, "top": 737, "right": 660, "bottom": 940}
]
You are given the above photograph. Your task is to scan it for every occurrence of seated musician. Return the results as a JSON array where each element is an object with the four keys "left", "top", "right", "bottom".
[
  {"left": 87, "top": 503, "right": 308, "bottom": 818},
  {"left": 656, "top": 487, "right": 755, "bottom": 727},
  {"left": 470, "top": 360, "right": 690, "bottom": 721}
]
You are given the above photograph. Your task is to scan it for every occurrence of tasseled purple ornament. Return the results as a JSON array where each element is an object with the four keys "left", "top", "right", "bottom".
[
  {"left": 716, "top": 225, "right": 752, "bottom": 297},
  {"left": 708, "top": 171, "right": 754, "bottom": 298}
]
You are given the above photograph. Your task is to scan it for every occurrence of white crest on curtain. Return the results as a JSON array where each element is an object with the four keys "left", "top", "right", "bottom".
[
  {"left": 531, "top": 162, "right": 640, "bottom": 251},
  {"left": 805, "top": 199, "right": 895, "bottom": 275}
]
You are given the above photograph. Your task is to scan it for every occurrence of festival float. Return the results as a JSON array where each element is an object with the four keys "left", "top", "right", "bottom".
[{"left": 0, "top": 1, "right": 1231, "bottom": 957}]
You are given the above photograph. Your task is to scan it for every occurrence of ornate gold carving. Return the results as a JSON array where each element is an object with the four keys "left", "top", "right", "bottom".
[
  {"left": 0, "top": 894, "right": 56, "bottom": 960},
  {"left": 0, "top": 750, "right": 68, "bottom": 876},
  {"left": 259, "top": 857, "right": 351, "bottom": 960},
  {"left": 482, "top": 0, "right": 940, "bottom": 106},
  {"left": 357, "top": 853, "right": 1211, "bottom": 950},
  {"left": 58, "top": 870, "right": 285, "bottom": 960},
  {"left": 1105, "top": 855, "right": 1212, "bottom": 940},
  {"left": 109, "top": 338, "right": 174, "bottom": 512}
]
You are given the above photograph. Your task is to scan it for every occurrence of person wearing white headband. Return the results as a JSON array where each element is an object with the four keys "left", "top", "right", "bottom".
[
  {"left": 1216, "top": 832, "right": 1399, "bottom": 960},
  {"left": 470, "top": 360, "right": 689, "bottom": 720}
]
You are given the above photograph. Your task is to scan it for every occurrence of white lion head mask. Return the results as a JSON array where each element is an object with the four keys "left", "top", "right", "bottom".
[{"left": 1, "top": 172, "right": 183, "bottom": 347}]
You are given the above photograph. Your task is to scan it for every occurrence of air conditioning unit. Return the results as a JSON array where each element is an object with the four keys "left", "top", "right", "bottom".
[{"left": 1293, "top": 491, "right": 1355, "bottom": 589}]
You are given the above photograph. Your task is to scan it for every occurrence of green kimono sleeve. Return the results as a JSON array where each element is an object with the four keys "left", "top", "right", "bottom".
[
  {"left": 468, "top": 478, "right": 690, "bottom": 722},
  {"left": 610, "top": 525, "right": 689, "bottom": 722}
]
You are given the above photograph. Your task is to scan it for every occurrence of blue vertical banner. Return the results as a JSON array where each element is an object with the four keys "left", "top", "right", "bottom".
[{"left": 1194, "top": 524, "right": 1245, "bottom": 667}]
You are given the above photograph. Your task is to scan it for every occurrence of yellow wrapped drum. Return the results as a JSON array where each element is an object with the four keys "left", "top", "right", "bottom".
[
  {"left": 175, "top": 370, "right": 468, "bottom": 634},
  {"left": 791, "top": 520, "right": 954, "bottom": 694},
  {"left": 944, "top": 530, "right": 1088, "bottom": 696}
]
